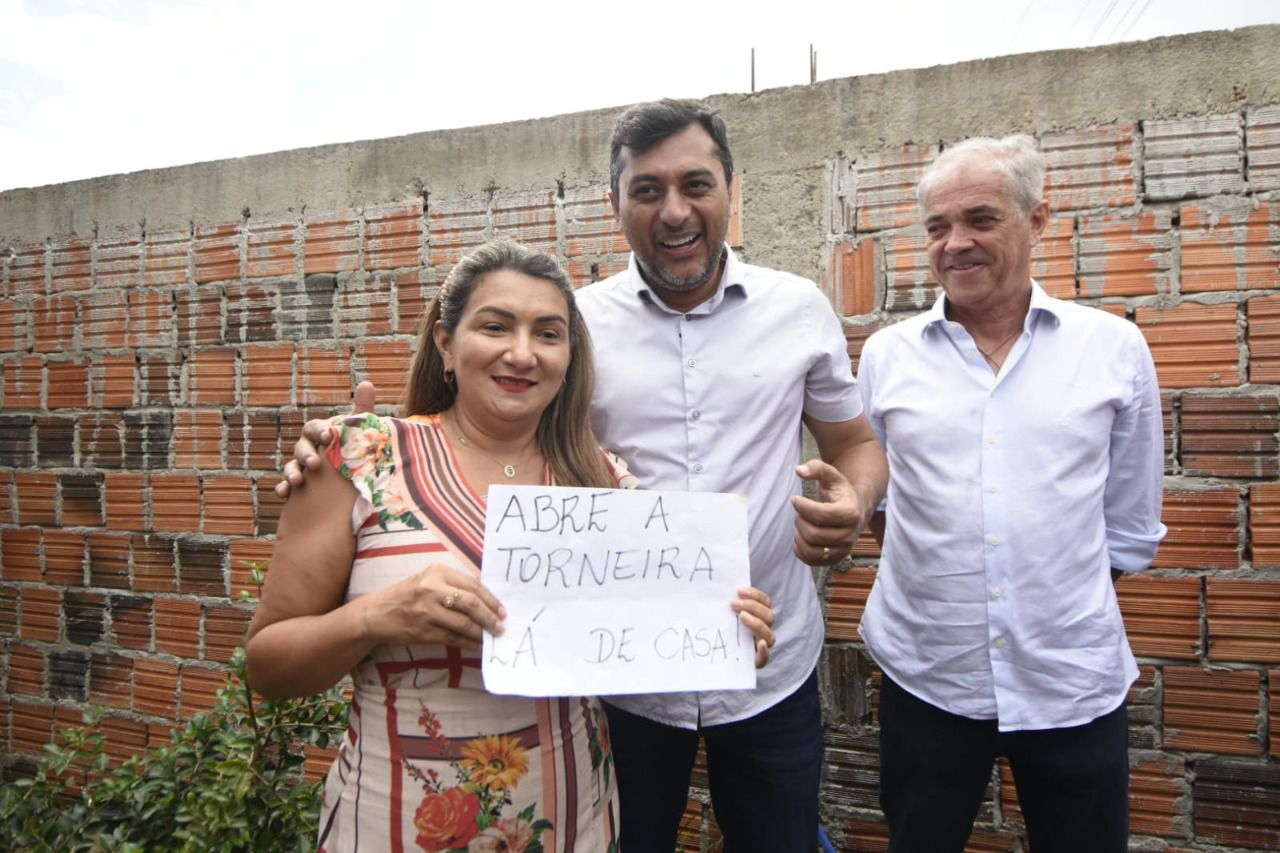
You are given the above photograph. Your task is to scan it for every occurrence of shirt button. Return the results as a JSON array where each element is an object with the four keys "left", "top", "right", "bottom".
[
  {"left": 986, "top": 485, "right": 998, "bottom": 493},
  {"left": 994, "top": 638, "right": 1006, "bottom": 648},
  {"left": 691, "top": 410, "right": 701, "bottom": 421},
  {"left": 992, "top": 587, "right": 1003, "bottom": 599},
  {"left": 692, "top": 462, "right": 705, "bottom": 474},
  {"left": 988, "top": 536, "right": 1001, "bottom": 546},
  {"left": 687, "top": 358, "right": 697, "bottom": 368},
  {"left": 986, "top": 437, "right": 997, "bottom": 446}
]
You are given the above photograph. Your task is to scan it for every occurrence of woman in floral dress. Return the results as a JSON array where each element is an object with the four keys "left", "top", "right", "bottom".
[{"left": 246, "top": 241, "right": 777, "bottom": 852}]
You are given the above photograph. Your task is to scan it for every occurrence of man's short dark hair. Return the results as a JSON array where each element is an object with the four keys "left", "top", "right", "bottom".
[{"left": 609, "top": 99, "right": 734, "bottom": 198}]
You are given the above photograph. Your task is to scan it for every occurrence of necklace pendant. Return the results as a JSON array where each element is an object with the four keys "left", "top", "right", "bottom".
[{"left": 503, "top": 464, "right": 516, "bottom": 479}]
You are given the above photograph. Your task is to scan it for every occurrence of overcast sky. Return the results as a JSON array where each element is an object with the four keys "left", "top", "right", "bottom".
[{"left": 1, "top": 0, "right": 1277, "bottom": 193}]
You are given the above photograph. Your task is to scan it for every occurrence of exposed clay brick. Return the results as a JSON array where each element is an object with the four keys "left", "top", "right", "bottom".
[
  {"left": 109, "top": 594, "right": 152, "bottom": 650},
  {"left": 59, "top": 472, "right": 102, "bottom": 527},
  {"left": 855, "top": 144, "right": 938, "bottom": 232},
  {"left": 491, "top": 192, "right": 556, "bottom": 255},
  {"left": 1078, "top": 210, "right": 1173, "bottom": 297},
  {"left": 883, "top": 226, "right": 937, "bottom": 312},
  {"left": 87, "top": 531, "right": 131, "bottom": 589},
  {"left": 154, "top": 597, "right": 202, "bottom": 658},
  {"left": 80, "top": 289, "right": 128, "bottom": 350},
  {"left": 10, "top": 702, "right": 55, "bottom": 756},
  {"left": 15, "top": 471, "right": 57, "bottom": 525},
  {"left": 50, "top": 238, "right": 91, "bottom": 294},
  {"left": 826, "top": 239, "right": 879, "bottom": 316},
  {"left": 7, "top": 645, "right": 45, "bottom": 696},
  {"left": 428, "top": 196, "right": 489, "bottom": 267},
  {"left": 564, "top": 257, "right": 627, "bottom": 289},
  {"left": 104, "top": 472, "right": 148, "bottom": 531},
  {"left": 354, "top": 339, "right": 411, "bottom": 403},
  {"left": 46, "top": 360, "right": 89, "bottom": 409},
  {"left": 226, "top": 282, "right": 277, "bottom": 343},
  {"left": 1144, "top": 113, "right": 1245, "bottom": 201},
  {"left": 203, "top": 603, "right": 250, "bottom": 662},
  {"left": 1180, "top": 393, "right": 1279, "bottom": 478},
  {"left": 63, "top": 591, "right": 105, "bottom": 645},
  {"left": 1247, "top": 103, "right": 1280, "bottom": 192},
  {"left": 1029, "top": 216, "right": 1075, "bottom": 298},
  {"left": 127, "top": 289, "right": 173, "bottom": 348},
  {"left": 364, "top": 200, "right": 422, "bottom": 271},
  {"left": 80, "top": 412, "right": 124, "bottom": 469},
  {"left": 1115, "top": 574, "right": 1202, "bottom": 660},
  {"left": 1128, "top": 665, "right": 1160, "bottom": 748},
  {"left": 177, "top": 537, "right": 226, "bottom": 596},
  {"left": 395, "top": 269, "right": 438, "bottom": 334},
  {"left": 0, "top": 298, "right": 26, "bottom": 352},
  {"left": 825, "top": 566, "right": 876, "bottom": 642},
  {"left": 172, "top": 409, "right": 223, "bottom": 470},
  {"left": 822, "top": 729, "right": 880, "bottom": 810},
  {"left": 1193, "top": 759, "right": 1280, "bottom": 849},
  {"left": 1181, "top": 202, "right": 1279, "bottom": 293},
  {"left": 185, "top": 347, "right": 237, "bottom": 405},
  {"left": 94, "top": 233, "right": 142, "bottom": 290},
  {"left": 98, "top": 714, "right": 148, "bottom": 770},
  {"left": 279, "top": 274, "right": 335, "bottom": 340},
  {"left": 1248, "top": 293, "right": 1280, "bottom": 383},
  {"left": 1, "top": 527, "right": 43, "bottom": 581},
  {"left": 842, "top": 818, "right": 891, "bottom": 851},
  {"left": 229, "top": 537, "right": 274, "bottom": 598},
  {"left": 245, "top": 218, "right": 298, "bottom": 279},
  {"left": 20, "top": 587, "right": 61, "bottom": 642},
  {"left": 174, "top": 285, "right": 223, "bottom": 346},
  {"left": 335, "top": 275, "right": 393, "bottom": 337},
  {"left": 299, "top": 344, "right": 352, "bottom": 406},
  {"left": 44, "top": 529, "right": 87, "bottom": 586},
  {"left": 1273, "top": 671, "right": 1280, "bottom": 759},
  {"left": 202, "top": 476, "right": 254, "bottom": 536},
  {"left": 89, "top": 653, "right": 133, "bottom": 709},
  {"left": 144, "top": 228, "right": 190, "bottom": 287},
  {"left": 304, "top": 744, "right": 340, "bottom": 785},
  {"left": 228, "top": 411, "right": 279, "bottom": 471},
  {"left": 242, "top": 343, "right": 294, "bottom": 406},
  {"left": 88, "top": 353, "right": 136, "bottom": 408},
  {"left": 1155, "top": 487, "right": 1240, "bottom": 569},
  {"left": 256, "top": 474, "right": 284, "bottom": 536},
  {"left": 151, "top": 473, "right": 201, "bottom": 534},
  {"left": 1250, "top": 482, "right": 1280, "bottom": 567},
  {"left": 36, "top": 414, "right": 75, "bottom": 467},
  {"left": 122, "top": 410, "right": 172, "bottom": 470},
  {"left": 1129, "top": 755, "right": 1190, "bottom": 837},
  {"left": 563, "top": 186, "right": 629, "bottom": 259},
  {"left": 9, "top": 243, "right": 47, "bottom": 297},
  {"left": 131, "top": 534, "right": 176, "bottom": 594},
  {"left": 32, "top": 294, "right": 77, "bottom": 353},
  {"left": 0, "top": 470, "right": 13, "bottom": 523},
  {"left": 181, "top": 664, "right": 226, "bottom": 716},
  {"left": 303, "top": 210, "right": 360, "bottom": 274},
  {"left": 0, "top": 415, "right": 35, "bottom": 467},
  {"left": 194, "top": 222, "right": 241, "bottom": 284},
  {"left": 1136, "top": 302, "right": 1240, "bottom": 388},
  {"left": 1041, "top": 122, "right": 1139, "bottom": 211},
  {"left": 4, "top": 354, "right": 43, "bottom": 409},
  {"left": 1164, "top": 667, "right": 1260, "bottom": 755},
  {"left": 1206, "top": 578, "right": 1280, "bottom": 662},
  {"left": 133, "top": 657, "right": 180, "bottom": 718}
]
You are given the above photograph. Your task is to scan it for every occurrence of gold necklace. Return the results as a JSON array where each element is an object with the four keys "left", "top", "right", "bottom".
[
  {"left": 447, "top": 413, "right": 539, "bottom": 479},
  {"left": 975, "top": 327, "right": 1022, "bottom": 367}
]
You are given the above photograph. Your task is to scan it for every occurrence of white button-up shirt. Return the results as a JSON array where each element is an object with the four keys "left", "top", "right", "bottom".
[
  {"left": 857, "top": 282, "right": 1166, "bottom": 731},
  {"left": 577, "top": 247, "right": 863, "bottom": 729}
]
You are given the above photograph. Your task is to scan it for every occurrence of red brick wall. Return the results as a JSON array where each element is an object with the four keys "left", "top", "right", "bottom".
[{"left": 2, "top": 103, "right": 1280, "bottom": 851}]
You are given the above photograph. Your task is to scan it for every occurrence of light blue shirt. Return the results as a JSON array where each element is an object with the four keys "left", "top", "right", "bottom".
[
  {"left": 577, "top": 247, "right": 863, "bottom": 728},
  {"left": 857, "top": 281, "right": 1166, "bottom": 731}
]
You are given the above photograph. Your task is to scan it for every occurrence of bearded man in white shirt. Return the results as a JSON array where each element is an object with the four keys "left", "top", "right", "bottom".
[{"left": 855, "top": 135, "right": 1166, "bottom": 853}]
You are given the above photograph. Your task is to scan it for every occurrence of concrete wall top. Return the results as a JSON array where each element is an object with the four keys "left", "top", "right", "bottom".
[{"left": 1, "top": 25, "right": 1278, "bottom": 246}]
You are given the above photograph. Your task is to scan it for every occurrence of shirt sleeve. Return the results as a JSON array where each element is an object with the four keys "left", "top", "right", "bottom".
[
  {"left": 802, "top": 287, "right": 864, "bottom": 423},
  {"left": 325, "top": 414, "right": 420, "bottom": 534},
  {"left": 1104, "top": 329, "right": 1168, "bottom": 572}
]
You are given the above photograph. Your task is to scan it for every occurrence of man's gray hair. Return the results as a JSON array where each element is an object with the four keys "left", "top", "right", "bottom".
[{"left": 916, "top": 134, "right": 1045, "bottom": 215}]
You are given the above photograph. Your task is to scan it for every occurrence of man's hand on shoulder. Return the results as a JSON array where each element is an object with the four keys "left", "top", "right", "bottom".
[{"left": 275, "top": 381, "right": 379, "bottom": 498}]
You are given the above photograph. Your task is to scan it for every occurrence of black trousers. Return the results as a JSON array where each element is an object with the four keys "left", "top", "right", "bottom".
[{"left": 879, "top": 674, "right": 1129, "bottom": 853}]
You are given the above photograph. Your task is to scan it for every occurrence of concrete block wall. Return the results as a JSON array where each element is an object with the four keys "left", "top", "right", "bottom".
[{"left": 1, "top": 24, "right": 1279, "bottom": 852}]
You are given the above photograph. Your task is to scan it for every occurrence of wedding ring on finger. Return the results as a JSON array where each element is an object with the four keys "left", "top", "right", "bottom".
[
  {"left": 443, "top": 591, "right": 461, "bottom": 610},
  {"left": 823, "top": 546, "right": 831, "bottom": 562}
]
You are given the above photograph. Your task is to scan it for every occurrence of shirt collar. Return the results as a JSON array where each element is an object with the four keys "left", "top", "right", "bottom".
[
  {"left": 626, "top": 244, "right": 748, "bottom": 315},
  {"left": 920, "top": 279, "right": 1063, "bottom": 337}
]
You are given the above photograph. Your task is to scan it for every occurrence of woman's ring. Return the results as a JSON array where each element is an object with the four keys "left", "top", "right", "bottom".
[{"left": 443, "top": 591, "right": 461, "bottom": 610}]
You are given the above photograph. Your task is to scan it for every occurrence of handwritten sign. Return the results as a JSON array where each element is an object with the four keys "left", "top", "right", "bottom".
[{"left": 480, "top": 485, "right": 755, "bottom": 697}]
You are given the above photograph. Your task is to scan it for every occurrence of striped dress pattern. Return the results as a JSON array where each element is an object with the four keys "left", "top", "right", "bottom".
[{"left": 317, "top": 413, "right": 621, "bottom": 853}]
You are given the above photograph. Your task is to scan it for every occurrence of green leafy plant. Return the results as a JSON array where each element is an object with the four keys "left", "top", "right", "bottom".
[{"left": 0, "top": 566, "right": 349, "bottom": 852}]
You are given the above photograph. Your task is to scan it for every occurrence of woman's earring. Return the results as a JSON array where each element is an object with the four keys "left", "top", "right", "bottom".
[{"left": 444, "top": 368, "right": 456, "bottom": 390}]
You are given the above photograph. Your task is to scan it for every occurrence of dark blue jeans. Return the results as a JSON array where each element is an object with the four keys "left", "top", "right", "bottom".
[
  {"left": 879, "top": 674, "right": 1130, "bottom": 853},
  {"left": 604, "top": 669, "right": 822, "bottom": 853}
]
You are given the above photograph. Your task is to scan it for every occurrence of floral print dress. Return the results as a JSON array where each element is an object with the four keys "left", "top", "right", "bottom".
[{"left": 318, "top": 413, "right": 621, "bottom": 853}]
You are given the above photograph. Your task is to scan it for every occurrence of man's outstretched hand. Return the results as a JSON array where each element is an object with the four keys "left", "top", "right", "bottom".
[{"left": 275, "top": 380, "right": 378, "bottom": 498}]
